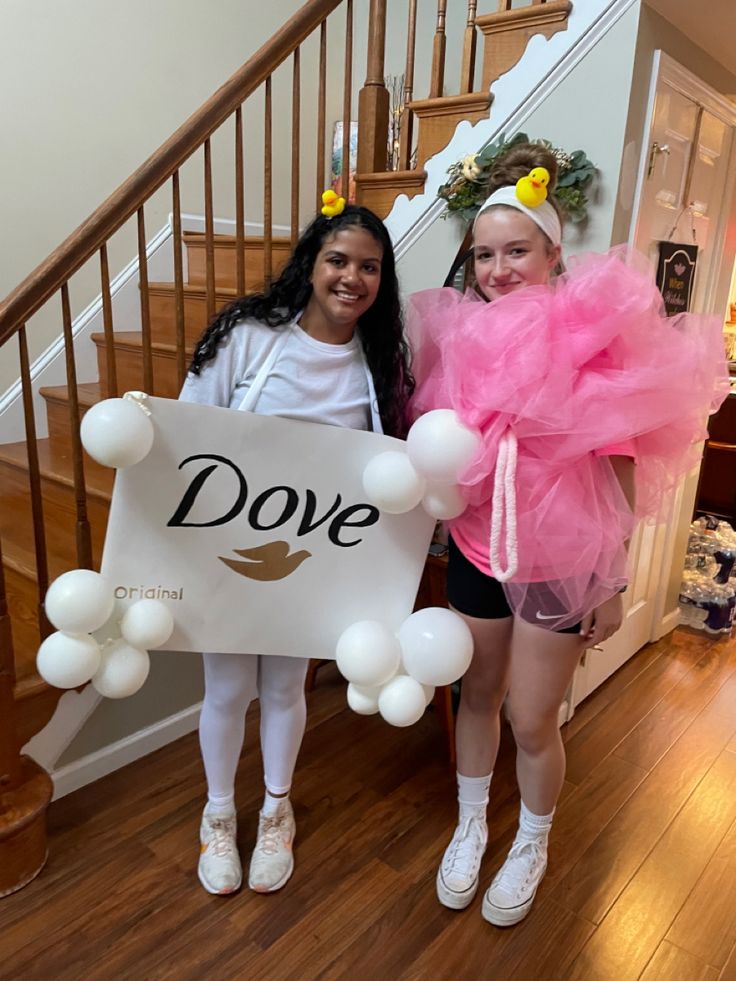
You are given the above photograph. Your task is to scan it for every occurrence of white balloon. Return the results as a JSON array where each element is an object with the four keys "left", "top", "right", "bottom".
[
  {"left": 421, "top": 682, "right": 436, "bottom": 707},
  {"left": 92, "top": 639, "right": 150, "bottom": 698},
  {"left": 422, "top": 482, "right": 467, "bottom": 520},
  {"left": 407, "top": 409, "right": 481, "bottom": 484},
  {"left": 335, "top": 620, "right": 401, "bottom": 687},
  {"left": 346, "top": 682, "right": 381, "bottom": 716},
  {"left": 362, "top": 451, "right": 425, "bottom": 514},
  {"left": 36, "top": 631, "right": 101, "bottom": 689},
  {"left": 378, "top": 675, "right": 427, "bottom": 727},
  {"left": 45, "top": 569, "right": 115, "bottom": 634},
  {"left": 120, "top": 599, "right": 174, "bottom": 649},
  {"left": 80, "top": 398, "right": 154, "bottom": 469},
  {"left": 398, "top": 607, "right": 474, "bottom": 687}
]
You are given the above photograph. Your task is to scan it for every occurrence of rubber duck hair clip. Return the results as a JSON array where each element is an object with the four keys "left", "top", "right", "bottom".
[
  {"left": 515, "top": 167, "right": 550, "bottom": 208},
  {"left": 321, "top": 189, "right": 346, "bottom": 218}
]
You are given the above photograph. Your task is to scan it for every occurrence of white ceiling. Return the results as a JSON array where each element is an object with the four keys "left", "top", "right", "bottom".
[{"left": 645, "top": 0, "right": 736, "bottom": 77}]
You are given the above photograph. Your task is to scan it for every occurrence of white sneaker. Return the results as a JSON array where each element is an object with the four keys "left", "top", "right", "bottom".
[
  {"left": 482, "top": 839, "right": 547, "bottom": 926},
  {"left": 248, "top": 800, "right": 296, "bottom": 893},
  {"left": 198, "top": 810, "right": 242, "bottom": 895},
  {"left": 436, "top": 814, "right": 488, "bottom": 910}
]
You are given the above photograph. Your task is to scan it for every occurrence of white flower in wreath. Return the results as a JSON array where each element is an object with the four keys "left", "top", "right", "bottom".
[{"left": 461, "top": 154, "right": 482, "bottom": 181}]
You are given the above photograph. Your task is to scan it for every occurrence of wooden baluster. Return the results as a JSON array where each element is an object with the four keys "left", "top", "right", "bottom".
[
  {"left": 429, "top": 0, "right": 448, "bottom": 99},
  {"left": 291, "top": 48, "right": 301, "bottom": 250},
  {"left": 398, "top": 0, "right": 418, "bottom": 172},
  {"left": 460, "top": 1, "right": 478, "bottom": 94},
  {"left": 204, "top": 138, "right": 216, "bottom": 323},
  {"left": 0, "top": 532, "right": 21, "bottom": 790},
  {"left": 60, "top": 286, "right": 93, "bottom": 570},
  {"left": 235, "top": 107, "right": 246, "bottom": 297},
  {"left": 357, "top": 0, "right": 389, "bottom": 175},
  {"left": 137, "top": 208, "right": 154, "bottom": 394},
  {"left": 264, "top": 76, "right": 273, "bottom": 288},
  {"left": 341, "top": 0, "right": 353, "bottom": 200},
  {"left": 316, "top": 20, "right": 327, "bottom": 209},
  {"left": 99, "top": 245, "right": 118, "bottom": 398},
  {"left": 18, "top": 326, "right": 51, "bottom": 634},
  {"left": 172, "top": 171, "right": 187, "bottom": 390}
]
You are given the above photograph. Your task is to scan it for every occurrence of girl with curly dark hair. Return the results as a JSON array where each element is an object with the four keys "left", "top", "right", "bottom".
[{"left": 180, "top": 204, "right": 413, "bottom": 898}]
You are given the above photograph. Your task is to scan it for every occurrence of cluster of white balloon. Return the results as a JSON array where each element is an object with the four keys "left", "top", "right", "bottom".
[
  {"left": 336, "top": 409, "right": 483, "bottom": 727},
  {"left": 36, "top": 570, "right": 174, "bottom": 697},
  {"left": 35, "top": 394, "right": 167, "bottom": 699}
]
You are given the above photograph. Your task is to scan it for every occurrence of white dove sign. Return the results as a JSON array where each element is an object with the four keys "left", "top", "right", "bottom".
[{"left": 37, "top": 394, "right": 478, "bottom": 725}]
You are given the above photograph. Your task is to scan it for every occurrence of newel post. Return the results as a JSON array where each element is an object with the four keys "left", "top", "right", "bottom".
[{"left": 357, "top": 0, "right": 390, "bottom": 176}]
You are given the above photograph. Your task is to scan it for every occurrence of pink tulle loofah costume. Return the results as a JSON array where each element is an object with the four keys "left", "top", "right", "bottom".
[{"left": 409, "top": 248, "right": 729, "bottom": 629}]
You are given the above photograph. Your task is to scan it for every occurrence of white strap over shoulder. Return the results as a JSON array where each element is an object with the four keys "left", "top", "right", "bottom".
[
  {"left": 489, "top": 429, "right": 519, "bottom": 582},
  {"left": 236, "top": 328, "right": 291, "bottom": 413}
]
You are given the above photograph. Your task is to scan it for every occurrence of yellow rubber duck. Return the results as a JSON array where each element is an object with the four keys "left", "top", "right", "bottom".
[
  {"left": 321, "top": 189, "right": 346, "bottom": 218},
  {"left": 515, "top": 167, "right": 550, "bottom": 208}
]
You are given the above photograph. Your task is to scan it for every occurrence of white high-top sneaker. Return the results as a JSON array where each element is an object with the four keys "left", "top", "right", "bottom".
[
  {"left": 482, "top": 839, "right": 547, "bottom": 926},
  {"left": 436, "top": 813, "right": 488, "bottom": 910}
]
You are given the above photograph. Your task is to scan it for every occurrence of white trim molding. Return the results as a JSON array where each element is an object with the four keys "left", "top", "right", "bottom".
[{"left": 49, "top": 701, "right": 202, "bottom": 801}]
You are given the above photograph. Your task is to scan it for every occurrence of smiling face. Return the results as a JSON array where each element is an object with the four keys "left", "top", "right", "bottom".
[
  {"left": 473, "top": 206, "right": 560, "bottom": 302},
  {"left": 301, "top": 226, "right": 383, "bottom": 342}
]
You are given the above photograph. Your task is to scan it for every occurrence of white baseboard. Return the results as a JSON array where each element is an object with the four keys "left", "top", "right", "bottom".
[{"left": 50, "top": 700, "right": 202, "bottom": 801}]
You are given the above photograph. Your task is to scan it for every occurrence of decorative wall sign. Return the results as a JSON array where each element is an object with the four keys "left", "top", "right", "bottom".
[
  {"left": 101, "top": 398, "right": 435, "bottom": 658},
  {"left": 656, "top": 241, "right": 698, "bottom": 316}
]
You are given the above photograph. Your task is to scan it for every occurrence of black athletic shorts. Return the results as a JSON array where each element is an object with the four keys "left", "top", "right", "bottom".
[{"left": 446, "top": 535, "right": 582, "bottom": 634}]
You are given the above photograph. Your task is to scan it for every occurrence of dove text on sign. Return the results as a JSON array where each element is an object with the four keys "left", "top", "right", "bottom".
[{"left": 166, "top": 453, "right": 379, "bottom": 547}]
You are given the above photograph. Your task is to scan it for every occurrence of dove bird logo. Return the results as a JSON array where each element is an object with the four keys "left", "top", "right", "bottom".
[{"left": 219, "top": 541, "right": 312, "bottom": 581}]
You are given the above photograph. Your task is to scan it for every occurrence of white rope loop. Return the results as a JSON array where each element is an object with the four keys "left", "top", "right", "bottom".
[{"left": 489, "top": 429, "right": 519, "bottom": 582}]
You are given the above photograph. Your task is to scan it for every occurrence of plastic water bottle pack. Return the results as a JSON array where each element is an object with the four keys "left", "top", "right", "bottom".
[{"left": 679, "top": 517, "right": 736, "bottom": 636}]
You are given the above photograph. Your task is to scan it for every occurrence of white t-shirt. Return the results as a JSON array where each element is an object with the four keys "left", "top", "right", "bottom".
[{"left": 179, "top": 316, "right": 378, "bottom": 432}]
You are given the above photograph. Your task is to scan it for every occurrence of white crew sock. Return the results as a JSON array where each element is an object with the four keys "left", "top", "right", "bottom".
[
  {"left": 457, "top": 771, "right": 492, "bottom": 822},
  {"left": 205, "top": 791, "right": 236, "bottom": 817},
  {"left": 516, "top": 799, "right": 554, "bottom": 848},
  {"left": 262, "top": 789, "right": 290, "bottom": 817}
]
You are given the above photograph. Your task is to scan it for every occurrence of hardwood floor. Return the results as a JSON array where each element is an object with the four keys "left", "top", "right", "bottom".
[{"left": 2, "top": 626, "right": 736, "bottom": 980}]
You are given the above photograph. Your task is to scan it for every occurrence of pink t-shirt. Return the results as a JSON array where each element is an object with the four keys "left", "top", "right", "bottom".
[{"left": 450, "top": 440, "right": 637, "bottom": 579}]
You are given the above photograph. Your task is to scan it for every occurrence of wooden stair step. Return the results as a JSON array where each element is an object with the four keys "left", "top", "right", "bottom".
[
  {"left": 476, "top": 0, "right": 572, "bottom": 91},
  {"left": 3, "top": 538, "right": 70, "bottom": 745},
  {"left": 0, "top": 438, "right": 110, "bottom": 578},
  {"left": 183, "top": 232, "right": 291, "bottom": 289},
  {"left": 91, "top": 330, "right": 192, "bottom": 400},
  {"left": 408, "top": 92, "right": 492, "bottom": 168},
  {"left": 147, "top": 281, "right": 239, "bottom": 346},
  {"left": 355, "top": 170, "right": 428, "bottom": 220},
  {"left": 40, "top": 382, "right": 101, "bottom": 441}
]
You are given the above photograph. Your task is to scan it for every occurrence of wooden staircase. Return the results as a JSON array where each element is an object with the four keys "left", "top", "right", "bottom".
[
  {"left": 355, "top": 0, "right": 572, "bottom": 219},
  {"left": 0, "top": 234, "right": 290, "bottom": 743}
]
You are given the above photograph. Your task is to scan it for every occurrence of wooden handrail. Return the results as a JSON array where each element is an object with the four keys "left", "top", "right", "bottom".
[{"left": 0, "top": 0, "right": 342, "bottom": 347}]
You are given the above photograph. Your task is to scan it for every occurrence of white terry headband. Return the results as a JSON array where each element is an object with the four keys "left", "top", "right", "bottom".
[{"left": 475, "top": 186, "right": 562, "bottom": 247}]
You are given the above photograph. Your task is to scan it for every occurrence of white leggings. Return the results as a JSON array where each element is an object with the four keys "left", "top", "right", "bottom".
[{"left": 199, "top": 652, "right": 309, "bottom": 801}]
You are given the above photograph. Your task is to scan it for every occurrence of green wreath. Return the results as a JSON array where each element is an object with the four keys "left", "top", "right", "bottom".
[{"left": 438, "top": 132, "right": 597, "bottom": 224}]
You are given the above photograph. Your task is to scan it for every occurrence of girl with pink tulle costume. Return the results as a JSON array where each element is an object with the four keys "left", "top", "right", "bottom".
[{"left": 410, "top": 143, "right": 728, "bottom": 927}]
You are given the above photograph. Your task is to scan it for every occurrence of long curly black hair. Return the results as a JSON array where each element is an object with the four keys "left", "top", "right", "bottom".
[{"left": 189, "top": 206, "right": 414, "bottom": 438}]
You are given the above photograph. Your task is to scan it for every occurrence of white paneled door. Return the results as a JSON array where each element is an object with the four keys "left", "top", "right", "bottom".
[{"left": 569, "top": 51, "right": 736, "bottom": 710}]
